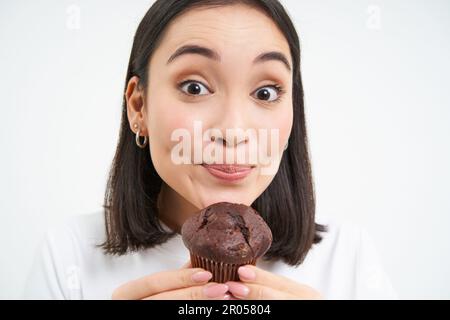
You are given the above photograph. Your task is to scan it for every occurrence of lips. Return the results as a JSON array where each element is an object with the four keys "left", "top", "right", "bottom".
[
  {"left": 203, "top": 164, "right": 253, "bottom": 173},
  {"left": 201, "top": 164, "right": 254, "bottom": 182}
]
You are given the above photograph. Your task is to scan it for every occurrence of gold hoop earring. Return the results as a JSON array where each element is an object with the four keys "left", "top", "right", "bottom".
[{"left": 135, "top": 129, "right": 148, "bottom": 148}]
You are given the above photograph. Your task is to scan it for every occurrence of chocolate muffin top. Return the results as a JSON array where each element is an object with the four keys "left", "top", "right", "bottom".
[{"left": 181, "top": 202, "right": 273, "bottom": 264}]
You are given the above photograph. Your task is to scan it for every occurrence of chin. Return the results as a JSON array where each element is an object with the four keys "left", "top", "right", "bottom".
[{"left": 195, "top": 190, "right": 256, "bottom": 209}]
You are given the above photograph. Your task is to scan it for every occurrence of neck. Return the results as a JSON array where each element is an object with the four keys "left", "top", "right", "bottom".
[{"left": 157, "top": 182, "right": 199, "bottom": 234}]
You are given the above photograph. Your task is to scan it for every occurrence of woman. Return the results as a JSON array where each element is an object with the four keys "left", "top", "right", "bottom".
[{"left": 24, "top": 0, "right": 397, "bottom": 300}]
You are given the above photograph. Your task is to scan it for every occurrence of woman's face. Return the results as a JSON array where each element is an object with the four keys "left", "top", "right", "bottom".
[{"left": 138, "top": 4, "right": 293, "bottom": 209}]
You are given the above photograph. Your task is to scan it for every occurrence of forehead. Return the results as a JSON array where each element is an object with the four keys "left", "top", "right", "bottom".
[{"left": 153, "top": 4, "right": 291, "bottom": 64}]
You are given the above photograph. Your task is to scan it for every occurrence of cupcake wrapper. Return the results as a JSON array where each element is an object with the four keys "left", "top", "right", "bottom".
[{"left": 190, "top": 253, "right": 257, "bottom": 283}]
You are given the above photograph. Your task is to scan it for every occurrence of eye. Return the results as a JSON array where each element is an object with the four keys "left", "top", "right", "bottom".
[
  {"left": 253, "top": 85, "right": 284, "bottom": 103},
  {"left": 178, "top": 80, "right": 211, "bottom": 96}
]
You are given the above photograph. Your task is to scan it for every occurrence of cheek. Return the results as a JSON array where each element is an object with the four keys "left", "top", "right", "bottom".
[
  {"left": 145, "top": 92, "right": 204, "bottom": 182},
  {"left": 274, "top": 103, "right": 293, "bottom": 143},
  {"left": 146, "top": 92, "right": 195, "bottom": 150},
  {"left": 257, "top": 102, "right": 293, "bottom": 153}
]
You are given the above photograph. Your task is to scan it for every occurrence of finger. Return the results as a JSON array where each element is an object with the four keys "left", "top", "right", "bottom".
[
  {"left": 237, "top": 265, "right": 304, "bottom": 295},
  {"left": 112, "top": 267, "right": 212, "bottom": 300},
  {"left": 180, "top": 260, "right": 192, "bottom": 269},
  {"left": 144, "top": 283, "right": 230, "bottom": 300},
  {"left": 225, "top": 281, "right": 296, "bottom": 300}
]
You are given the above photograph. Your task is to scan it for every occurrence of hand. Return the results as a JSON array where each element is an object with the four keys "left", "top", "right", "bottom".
[
  {"left": 225, "top": 264, "right": 323, "bottom": 300},
  {"left": 112, "top": 261, "right": 230, "bottom": 300}
]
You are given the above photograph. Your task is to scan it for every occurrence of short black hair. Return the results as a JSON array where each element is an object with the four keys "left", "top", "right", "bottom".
[{"left": 101, "top": 0, "right": 327, "bottom": 266}]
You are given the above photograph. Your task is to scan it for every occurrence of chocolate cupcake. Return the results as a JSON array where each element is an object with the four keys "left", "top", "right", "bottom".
[{"left": 181, "top": 202, "right": 272, "bottom": 283}]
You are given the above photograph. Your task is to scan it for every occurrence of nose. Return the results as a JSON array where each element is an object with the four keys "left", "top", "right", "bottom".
[
  {"left": 209, "top": 95, "right": 252, "bottom": 147},
  {"left": 210, "top": 135, "right": 248, "bottom": 148}
]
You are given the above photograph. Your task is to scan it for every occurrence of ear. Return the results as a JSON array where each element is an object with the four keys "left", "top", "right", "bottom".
[{"left": 125, "top": 76, "right": 148, "bottom": 136}]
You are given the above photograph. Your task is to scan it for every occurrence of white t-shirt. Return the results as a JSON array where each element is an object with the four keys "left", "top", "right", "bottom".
[{"left": 23, "top": 211, "right": 398, "bottom": 299}]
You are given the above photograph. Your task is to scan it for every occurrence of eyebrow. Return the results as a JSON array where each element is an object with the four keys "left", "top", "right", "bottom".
[
  {"left": 253, "top": 51, "right": 291, "bottom": 72},
  {"left": 166, "top": 44, "right": 291, "bottom": 72}
]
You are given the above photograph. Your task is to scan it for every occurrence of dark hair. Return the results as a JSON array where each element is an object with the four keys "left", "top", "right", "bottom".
[{"left": 101, "top": 0, "right": 327, "bottom": 266}]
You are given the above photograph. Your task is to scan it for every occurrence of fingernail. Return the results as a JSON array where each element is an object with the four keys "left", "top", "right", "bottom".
[
  {"left": 223, "top": 294, "right": 231, "bottom": 300},
  {"left": 192, "top": 271, "right": 212, "bottom": 283},
  {"left": 203, "top": 283, "right": 229, "bottom": 298},
  {"left": 226, "top": 281, "right": 249, "bottom": 297},
  {"left": 238, "top": 266, "right": 256, "bottom": 281}
]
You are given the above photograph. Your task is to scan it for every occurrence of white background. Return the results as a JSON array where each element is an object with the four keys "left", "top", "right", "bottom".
[{"left": 1, "top": 0, "right": 449, "bottom": 299}]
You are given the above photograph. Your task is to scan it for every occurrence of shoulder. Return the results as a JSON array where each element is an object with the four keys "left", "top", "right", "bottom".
[
  {"left": 39, "top": 210, "right": 107, "bottom": 270},
  {"left": 312, "top": 214, "right": 398, "bottom": 299},
  {"left": 23, "top": 210, "right": 107, "bottom": 299},
  {"left": 260, "top": 214, "right": 365, "bottom": 277},
  {"left": 312, "top": 214, "right": 386, "bottom": 273},
  {"left": 314, "top": 214, "right": 364, "bottom": 254},
  {"left": 260, "top": 214, "right": 397, "bottom": 299},
  {"left": 45, "top": 210, "right": 106, "bottom": 247}
]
